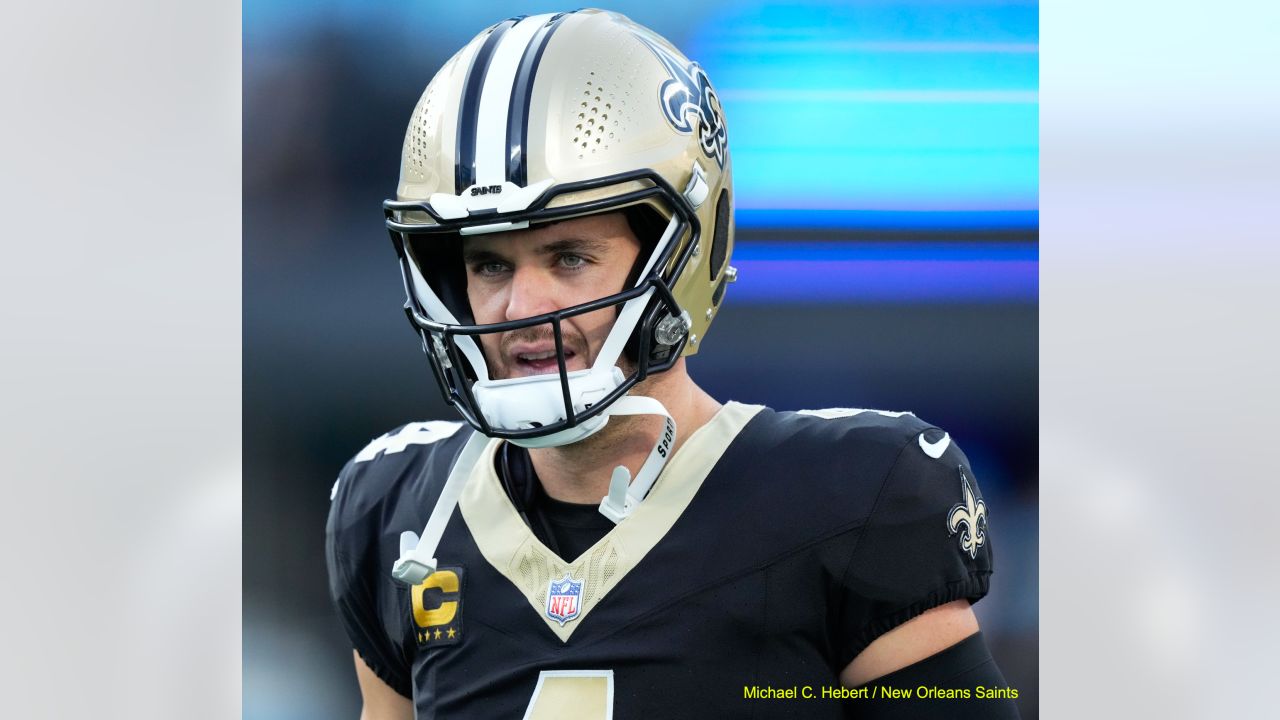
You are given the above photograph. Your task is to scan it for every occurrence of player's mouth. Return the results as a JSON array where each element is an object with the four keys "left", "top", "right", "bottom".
[{"left": 508, "top": 345, "right": 581, "bottom": 375}]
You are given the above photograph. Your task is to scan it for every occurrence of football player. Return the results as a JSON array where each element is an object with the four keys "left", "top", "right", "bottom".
[{"left": 326, "top": 10, "right": 1018, "bottom": 719}]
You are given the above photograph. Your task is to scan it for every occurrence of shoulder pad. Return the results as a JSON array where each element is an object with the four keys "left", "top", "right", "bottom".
[
  {"left": 796, "top": 407, "right": 916, "bottom": 421},
  {"left": 790, "top": 406, "right": 967, "bottom": 469},
  {"left": 788, "top": 406, "right": 935, "bottom": 449},
  {"left": 329, "top": 420, "right": 471, "bottom": 528}
]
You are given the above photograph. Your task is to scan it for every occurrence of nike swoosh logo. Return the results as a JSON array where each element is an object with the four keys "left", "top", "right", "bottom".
[{"left": 919, "top": 432, "right": 951, "bottom": 459}]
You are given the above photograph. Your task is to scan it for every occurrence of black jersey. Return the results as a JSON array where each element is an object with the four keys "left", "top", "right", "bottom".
[{"left": 326, "top": 402, "right": 994, "bottom": 719}]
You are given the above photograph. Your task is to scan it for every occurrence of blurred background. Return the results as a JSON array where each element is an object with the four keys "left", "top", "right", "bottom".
[{"left": 244, "top": 1, "right": 1038, "bottom": 717}]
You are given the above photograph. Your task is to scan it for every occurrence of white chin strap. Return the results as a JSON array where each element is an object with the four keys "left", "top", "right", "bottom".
[
  {"left": 391, "top": 394, "right": 677, "bottom": 586},
  {"left": 391, "top": 429, "right": 490, "bottom": 586},
  {"left": 596, "top": 395, "right": 675, "bottom": 522}
]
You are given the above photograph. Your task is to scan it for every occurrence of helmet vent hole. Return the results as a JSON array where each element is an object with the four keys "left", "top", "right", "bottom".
[
  {"left": 406, "top": 78, "right": 447, "bottom": 182},
  {"left": 566, "top": 40, "right": 644, "bottom": 156},
  {"left": 710, "top": 188, "right": 732, "bottom": 280}
]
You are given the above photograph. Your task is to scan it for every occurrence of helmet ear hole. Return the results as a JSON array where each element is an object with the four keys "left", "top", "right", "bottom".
[{"left": 709, "top": 188, "right": 731, "bottom": 280}]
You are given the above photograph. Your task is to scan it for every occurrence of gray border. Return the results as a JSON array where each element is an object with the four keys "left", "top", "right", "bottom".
[
  {"left": 0, "top": 2, "right": 240, "bottom": 715},
  {"left": 1041, "top": 0, "right": 1278, "bottom": 715}
]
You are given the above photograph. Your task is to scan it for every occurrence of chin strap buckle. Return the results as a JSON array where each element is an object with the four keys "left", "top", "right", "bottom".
[
  {"left": 392, "top": 530, "right": 436, "bottom": 585},
  {"left": 598, "top": 466, "right": 634, "bottom": 523}
]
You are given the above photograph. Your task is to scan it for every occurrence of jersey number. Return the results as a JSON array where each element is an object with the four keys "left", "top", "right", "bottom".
[
  {"left": 522, "top": 670, "right": 614, "bottom": 720},
  {"left": 352, "top": 421, "right": 462, "bottom": 463}
]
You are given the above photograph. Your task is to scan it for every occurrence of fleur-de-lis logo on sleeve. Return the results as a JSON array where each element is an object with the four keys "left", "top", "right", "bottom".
[{"left": 947, "top": 468, "right": 988, "bottom": 559}]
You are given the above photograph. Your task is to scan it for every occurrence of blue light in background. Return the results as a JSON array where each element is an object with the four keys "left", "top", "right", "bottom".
[
  {"left": 688, "top": 1, "right": 1039, "bottom": 229},
  {"left": 737, "top": 208, "right": 1038, "bottom": 229},
  {"left": 728, "top": 241, "right": 1038, "bottom": 303},
  {"left": 245, "top": 0, "right": 1038, "bottom": 231},
  {"left": 243, "top": 0, "right": 1040, "bottom": 300}
]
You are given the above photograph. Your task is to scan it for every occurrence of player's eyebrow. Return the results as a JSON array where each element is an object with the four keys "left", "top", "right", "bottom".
[
  {"left": 461, "top": 247, "right": 506, "bottom": 265},
  {"left": 462, "top": 236, "right": 611, "bottom": 266},
  {"left": 534, "top": 237, "right": 610, "bottom": 256}
]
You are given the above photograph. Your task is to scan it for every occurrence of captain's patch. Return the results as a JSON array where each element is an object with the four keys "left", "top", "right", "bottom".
[{"left": 411, "top": 566, "right": 464, "bottom": 648}]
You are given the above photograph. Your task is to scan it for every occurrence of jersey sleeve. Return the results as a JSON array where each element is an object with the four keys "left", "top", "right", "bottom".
[
  {"left": 325, "top": 456, "right": 414, "bottom": 697},
  {"left": 833, "top": 427, "right": 994, "bottom": 667}
]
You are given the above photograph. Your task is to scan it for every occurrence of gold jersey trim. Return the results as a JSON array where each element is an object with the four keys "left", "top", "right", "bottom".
[{"left": 458, "top": 400, "right": 763, "bottom": 642}]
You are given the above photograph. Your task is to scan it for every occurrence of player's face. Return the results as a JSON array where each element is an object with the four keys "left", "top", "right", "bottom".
[{"left": 462, "top": 212, "right": 642, "bottom": 380}]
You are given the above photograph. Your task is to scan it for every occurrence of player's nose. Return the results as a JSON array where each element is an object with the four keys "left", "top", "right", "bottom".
[{"left": 503, "top": 266, "right": 559, "bottom": 322}]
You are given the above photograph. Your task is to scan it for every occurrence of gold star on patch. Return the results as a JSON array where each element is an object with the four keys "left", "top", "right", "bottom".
[
  {"left": 434, "top": 628, "right": 443, "bottom": 640},
  {"left": 446, "top": 627, "right": 456, "bottom": 639}
]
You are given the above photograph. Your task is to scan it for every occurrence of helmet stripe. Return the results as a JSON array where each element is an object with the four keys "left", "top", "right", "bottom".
[
  {"left": 506, "top": 12, "right": 573, "bottom": 187},
  {"left": 472, "top": 16, "right": 554, "bottom": 187},
  {"left": 454, "top": 17, "right": 520, "bottom": 193}
]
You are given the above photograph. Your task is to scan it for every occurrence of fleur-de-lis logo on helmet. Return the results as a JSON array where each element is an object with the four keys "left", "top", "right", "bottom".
[
  {"left": 634, "top": 33, "right": 728, "bottom": 169},
  {"left": 947, "top": 468, "right": 988, "bottom": 559}
]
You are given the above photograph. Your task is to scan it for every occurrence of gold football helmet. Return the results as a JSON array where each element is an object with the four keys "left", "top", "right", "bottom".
[{"left": 384, "top": 9, "right": 736, "bottom": 448}]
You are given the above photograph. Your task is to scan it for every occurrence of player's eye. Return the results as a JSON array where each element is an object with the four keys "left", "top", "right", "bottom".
[
  {"left": 471, "top": 260, "right": 510, "bottom": 277},
  {"left": 558, "top": 253, "right": 588, "bottom": 270}
]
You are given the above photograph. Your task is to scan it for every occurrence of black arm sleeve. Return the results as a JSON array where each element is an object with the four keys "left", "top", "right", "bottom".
[{"left": 850, "top": 632, "right": 1021, "bottom": 719}]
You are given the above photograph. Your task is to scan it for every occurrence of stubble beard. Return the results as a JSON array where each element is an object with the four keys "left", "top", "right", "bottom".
[{"left": 550, "top": 357, "right": 662, "bottom": 462}]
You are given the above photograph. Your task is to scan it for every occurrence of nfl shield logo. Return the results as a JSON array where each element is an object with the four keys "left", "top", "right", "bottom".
[{"left": 545, "top": 573, "right": 584, "bottom": 626}]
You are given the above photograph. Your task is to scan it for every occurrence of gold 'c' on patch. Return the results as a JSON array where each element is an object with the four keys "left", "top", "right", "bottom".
[{"left": 410, "top": 566, "right": 464, "bottom": 648}]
